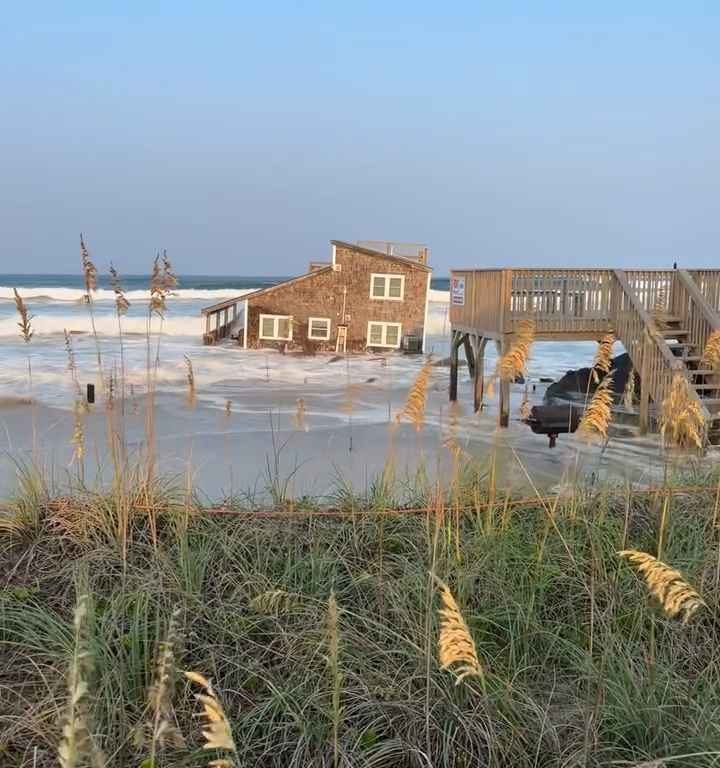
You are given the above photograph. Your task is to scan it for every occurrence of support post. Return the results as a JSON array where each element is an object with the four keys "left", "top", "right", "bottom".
[
  {"left": 496, "top": 338, "right": 510, "bottom": 427},
  {"left": 449, "top": 331, "right": 461, "bottom": 402},
  {"left": 462, "top": 334, "right": 476, "bottom": 379},
  {"left": 473, "top": 336, "right": 488, "bottom": 413}
]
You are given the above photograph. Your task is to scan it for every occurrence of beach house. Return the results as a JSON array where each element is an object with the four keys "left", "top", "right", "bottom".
[{"left": 201, "top": 240, "right": 433, "bottom": 353}]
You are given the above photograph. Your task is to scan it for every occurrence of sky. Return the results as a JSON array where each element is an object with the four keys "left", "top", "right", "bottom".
[{"left": 1, "top": 2, "right": 719, "bottom": 275}]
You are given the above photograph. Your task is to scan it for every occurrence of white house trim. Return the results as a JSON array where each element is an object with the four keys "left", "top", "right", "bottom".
[
  {"left": 259, "top": 313, "right": 293, "bottom": 341},
  {"left": 421, "top": 272, "right": 431, "bottom": 353},
  {"left": 366, "top": 321, "right": 402, "bottom": 349},
  {"left": 308, "top": 316, "right": 332, "bottom": 341},
  {"left": 243, "top": 298, "right": 248, "bottom": 349},
  {"left": 369, "top": 273, "right": 405, "bottom": 301}
]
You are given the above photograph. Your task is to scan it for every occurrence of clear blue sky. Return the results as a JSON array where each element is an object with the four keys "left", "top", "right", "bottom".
[{"left": 1, "top": 2, "right": 718, "bottom": 275}]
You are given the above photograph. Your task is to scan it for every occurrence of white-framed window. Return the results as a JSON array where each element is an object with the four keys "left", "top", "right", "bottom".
[
  {"left": 367, "top": 321, "right": 402, "bottom": 348},
  {"left": 370, "top": 273, "right": 405, "bottom": 301},
  {"left": 308, "top": 317, "right": 331, "bottom": 340},
  {"left": 259, "top": 314, "right": 292, "bottom": 341}
]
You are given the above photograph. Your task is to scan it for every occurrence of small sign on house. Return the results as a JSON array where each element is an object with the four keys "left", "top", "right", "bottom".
[{"left": 451, "top": 276, "right": 465, "bottom": 306}]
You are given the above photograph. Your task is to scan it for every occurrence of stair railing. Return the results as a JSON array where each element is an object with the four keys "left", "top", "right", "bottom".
[
  {"left": 612, "top": 269, "right": 711, "bottom": 430},
  {"left": 674, "top": 270, "right": 720, "bottom": 364}
]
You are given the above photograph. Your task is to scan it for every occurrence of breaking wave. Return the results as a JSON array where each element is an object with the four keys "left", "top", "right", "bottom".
[
  {"left": 0, "top": 286, "right": 252, "bottom": 304},
  {"left": 0, "top": 313, "right": 206, "bottom": 337}
]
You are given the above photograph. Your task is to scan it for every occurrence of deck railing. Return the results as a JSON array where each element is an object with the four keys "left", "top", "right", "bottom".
[
  {"left": 689, "top": 270, "right": 720, "bottom": 313},
  {"left": 622, "top": 270, "right": 675, "bottom": 314},
  {"left": 449, "top": 269, "right": 508, "bottom": 335},
  {"left": 356, "top": 240, "right": 430, "bottom": 264},
  {"left": 507, "top": 269, "right": 614, "bottom": 335},
  {"left": 449, "top": 268, "right": 615, "bottom": 336}
]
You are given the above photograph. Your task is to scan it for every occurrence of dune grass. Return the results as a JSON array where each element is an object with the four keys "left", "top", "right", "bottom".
[
  {"left": 2, "top": 466, "right": 720, "bottom": 767},
  {"left": 3, "top": 245, "right": 720, "bottom": 766}
]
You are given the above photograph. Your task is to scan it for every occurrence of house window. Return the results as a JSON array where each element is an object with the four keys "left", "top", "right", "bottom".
[
  {"left": 370, "top": 273, "right": 405, "bottom": 301},
  {"left": 308, "top": 317, "right": 331, "bottom": 340},
  {"left": 259, "top": 314, "right": 292, "bottom": 341},
  {"left": 367, "top": 321, "right": 402, "bottom": 348}
]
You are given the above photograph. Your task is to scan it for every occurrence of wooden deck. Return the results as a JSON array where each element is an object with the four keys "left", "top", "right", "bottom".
[{"left": 449, "top": 267, "right": 720, "bottom": 443}]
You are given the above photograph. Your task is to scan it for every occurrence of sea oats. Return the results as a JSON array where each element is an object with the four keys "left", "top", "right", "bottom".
[
  {"left": 150, "top": 255, "right": 167, "bottom": 316},
  {"left": 58, "top": 594, "right": 105, "bottom": 768},
  {"left": 109, "top": 263, "right": 130, "bottom": 315},
  {"left": 184, "top": 671, "right": 237, "bottom": 759},
  {"left": 519, "top": 383, "right": 531, "bottom": 420},
  {"left": 80, "top": 234, "right": 98, "bottom": 295},
  {"left": 496, "top": 320, "right": 534, "bottom": 383},
  {"left": 593, "top": 334, "right": 615, "bottom": 378},
  {"left": 250, "top": 589, "right": 298, "bottom": 615},
  {"left": 660, "top": 374, "right": 704, "bottom": 450},
  {"left": 433, "top": 575, "right": 482, "bottom": 685},
  {"left": 70, "top": 401, "right": 85, "bottom": 465},
  {"left": 577, "top": 373, "right": 614, "bottom": 442},
  {"left": 623, "top": 367, "right": 636, "bottom": 409},
  {"left": 442, "top": 400, "right": 464, "bottom": 458},
  {"left": 702, "top": 330, "right": 720, "bottom": 372},
  {"left": 145, "top": 607, "right": 185, "bottom": 756},
  {"left": 619, "top": 549, "right": 705, "bottom": 623},
  {"left": 184, "top": 355, "right": 196, "bottom": 408},
  {"left": 396, "top": 357, "right": 434, "bottom": 430},
  {"left": 13, "top": 288, "right": 33, "bottom": 343}
]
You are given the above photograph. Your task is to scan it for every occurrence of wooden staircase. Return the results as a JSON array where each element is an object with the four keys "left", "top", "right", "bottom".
[
  {"left": 448, "top": 265, "right": 720, "bottom": 442},
  {"left": 613, "top": 269, "right": 720, "bottom": 445}
]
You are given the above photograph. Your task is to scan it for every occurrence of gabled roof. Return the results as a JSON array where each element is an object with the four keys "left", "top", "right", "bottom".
[
  {"left": 201, "top": 240, "right": 431, "bottom": 315},
  {"left": 201, "top": 266, "right": 333, "bottom": 315}
]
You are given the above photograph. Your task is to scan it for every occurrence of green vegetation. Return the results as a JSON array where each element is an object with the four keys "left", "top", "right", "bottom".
[
  {"left": 3, "top": 240, "right": 720, "bottom": 766},
  {"left": 2, "top": 467, "right": 720, "bottom": 767}
]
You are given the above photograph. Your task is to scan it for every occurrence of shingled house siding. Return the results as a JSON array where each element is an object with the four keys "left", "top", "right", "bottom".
[{"left": 245, "top": 244, "right": 430, "bottom": 352}]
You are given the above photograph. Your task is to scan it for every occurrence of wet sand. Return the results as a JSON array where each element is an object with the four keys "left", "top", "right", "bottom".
[{"left": 1, "top": 365, "right": 713, "bottom": 502}]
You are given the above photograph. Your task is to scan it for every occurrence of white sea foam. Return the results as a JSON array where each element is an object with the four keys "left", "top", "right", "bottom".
[
  {"left": 0, "top": 286, "right": 252, "bottom": 304},
  {"left": 0, "top": 313, "right": 206, "bottom": 337}
]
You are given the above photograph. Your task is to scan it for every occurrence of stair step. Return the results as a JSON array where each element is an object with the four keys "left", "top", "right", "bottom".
[
  {"left": 657, "top": 315, "right": 682, "bottom": 323},
  {"left": 661, "top": 329, "right": 689, "bottom": 337},
  {"left": 690, "top": 369, "right": 716, "bottom": 376},
  {"left": 694, "top": 384, "right": 720, "bottom": 390},
  {"left": 668, "top": 344, "right": 696, "bottom": 354}
]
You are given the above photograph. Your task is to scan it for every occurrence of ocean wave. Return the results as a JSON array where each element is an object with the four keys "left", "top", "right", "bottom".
[
  {"left": 0, "top": 286, "right": 253, "bottom": 303},
  {"left": 2, "top": 285, "right": 451, "bottom": 305},
  {"left": 0, "top": 313, "right": 205, "bottom": 337}
]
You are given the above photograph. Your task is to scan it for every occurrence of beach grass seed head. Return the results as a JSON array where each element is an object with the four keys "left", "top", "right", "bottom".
[
  {"left": 433, "top": 575, "right": 482, "bottom": 685},
  {"left": 13, "top": 288, "right": 33, "bottom": 343},
  {"left": 396, "top": 356, "right": 434, "bottom": 430},
  {"left": 577, "top": 373, "right": 614, "bottom": 442},
  {"left": 184, "top": 671, "right": 237, "bottom": 759},
  {"left": 660, "top": 374, "right": 704, "bottom": 450},
  {"left": 619, "top": 549, "right": 705, "bottom": 623}
]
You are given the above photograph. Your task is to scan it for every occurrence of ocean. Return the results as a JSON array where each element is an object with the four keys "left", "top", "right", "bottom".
[{"left": 0, "top": 273, "right": 598, "bottom": 408}]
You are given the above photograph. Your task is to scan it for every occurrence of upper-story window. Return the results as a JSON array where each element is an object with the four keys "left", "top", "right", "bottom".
[{"left": 370, "top": 273, "right": 405, "bottom": 301}]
